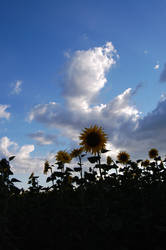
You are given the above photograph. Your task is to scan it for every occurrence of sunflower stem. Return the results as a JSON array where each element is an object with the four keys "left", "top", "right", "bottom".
[
  {"left": 98, "top": 152, "right": 102, "bottom": 180},
  {"left": 50, "top": 167, "right": 54, "bottom": 186},
  {"left": 79, "top": 155, "right": 83, "bottom": 179}
]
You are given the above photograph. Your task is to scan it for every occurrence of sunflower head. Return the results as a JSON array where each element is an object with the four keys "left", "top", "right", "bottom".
[
  {"left": 117, "top": 151, "right": 130, "bottom": 164},
  {"left": 70, "top": 147, "right": 84, "bottom": 158},
  {"left": 56, "top": 150, "right": 72, "bottom": 164},
  {"left": 43, "top": 160, "right": 50, "bottom": 175},
  {"left": 141, "top": 159, "right": 150, "bottom": 167},
  {"left": 148, "top": 148, "right": 158, "bottom": 159},
  {"left": 79, "top": 125, "right": 107, "bottom": 155},
  {"left": 107, "top": 156, "right": 113, "bottom": 165}
]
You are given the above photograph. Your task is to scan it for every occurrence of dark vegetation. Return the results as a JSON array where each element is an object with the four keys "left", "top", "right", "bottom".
[{"left": 1, "top": 151, "right": 166, "bottom": 250}]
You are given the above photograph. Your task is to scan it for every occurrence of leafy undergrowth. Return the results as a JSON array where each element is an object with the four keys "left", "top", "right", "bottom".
[
  {"left": 0, "top": 125, "right": 166, "bottom": 249},
  {"left": 1, "top": 179, "right": 166, "bottom": 250}
]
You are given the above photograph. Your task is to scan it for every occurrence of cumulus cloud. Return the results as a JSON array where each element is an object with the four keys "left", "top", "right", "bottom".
[
  {"left": 27, "top": 42, "right": 166, "bottom": 160},
  {"left": 0, "top": 136, "right": 44, "bottom": 173},
  {"left": 28, "top": 131, "right": 58, "bottom": 145},
  {"left": 0, "top": 137, "right": 18, "bottom": 157},
  {"left": 28, "top": 88, "right": 141, "bottom": 156},
  {"left": 11, "top": 80, "right": 22, "bottom": 95},
  {"left": 63, "top": 42, "right": 117, "bottom": 110},
  {"left": 0, "top": 105, "right": 10, "bottom": 119},
  {"left": 160, "top": 63, "right": 166, "bottom": 82},
  {"left": 28, "top": 42, "right": 121, "bottom": 129},
  {"left": 122, "top": 96, "right": 166, "bottom": 158}
]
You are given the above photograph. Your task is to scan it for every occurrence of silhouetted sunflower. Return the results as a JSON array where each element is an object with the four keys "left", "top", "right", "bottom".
[
  {"left": 79, "top": 125, "right": 107, "bottom": 155},
  {"left": 56, "top": 150, "right": 71, "bottom": 163},
  {"left": 70, "top": 147, "right": 84, "bottom": 158},
  {"left": 43, "top": 160, "right": 50, "bottom": 175},
  {"left": 148, "top": 148, "right": 158, "bottom": 159},
  {"left": 117, "top": 151, "right": 130, "bottom": 164},
  {"left": 107, "top": 156, "right": 113, "bottom": 165},
  {"left": 141, "top": 159, "right": 150, "bottom": 167}
]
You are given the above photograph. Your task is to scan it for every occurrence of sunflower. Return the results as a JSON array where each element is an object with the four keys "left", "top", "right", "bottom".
[
  {"left": 43, "top": 160, "right": 50, "bottom": 175},
  {"left": 117, "top": 151, "right": 130, "bottom": 164},
  {"left": 141, "top": 159, "right": 150, "bottom": 167},
  {"left": 56, "top": 150, "right": 72, "bottom": 164},
  {"left": 79, "top": 125, "right": 107, "bottom": 155},
  {"left": 107, "top": 156, "right": 113, "bottom": 165},
  {"left": 148, "top": 148, "right": 158, "bottom": 159},
  {"left": 70, "top": 147, "right": 84, "bottom": 158}
]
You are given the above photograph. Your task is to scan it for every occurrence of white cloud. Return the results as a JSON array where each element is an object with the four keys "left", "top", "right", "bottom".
[
  {"left": 63, "top": 42, "right": 118, "bottom": 110},
  {"left": 124, "top": 97, "right": 166, "bottom": 158},
  {"left": 0, "top": 137, "right": 18, "bottom": 157},
  {"left": 0, "top": 136, "right": 44, "bottom": 173},
  {"left": 154, "top": 63, "right": 160, "bottom": 70},
  {"left": 11, "top": 80, "right": 22, "bottom": 95},
  {"left": 17, "top": 145, "right": 35, "bottom": 159},
  {"left": 27, "top": 42, "right": 166, "bottom": 160},
  {"left": 0, "top": 105, "right": 10, "bottom": 119},
  {"left": 64, "top": 50, "right": 71, "bottom": 58},
  {"left": 28, "top": 131, "right": 58, "bottom": 145},
  {"left": 28, "top": 87, "right": 141, "bottom": 157}
]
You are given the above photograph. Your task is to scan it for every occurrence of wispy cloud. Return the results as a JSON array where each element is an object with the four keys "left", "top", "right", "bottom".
[
  {"left": 0, "top": 104, "right": 10, "bottom": 119},
  {"left": 144, "top": 50, "right": 148, "bottom": 55},
  {"left": 28, "top": 131, "right": 58, "bottom": 145},
  {"left": 11, "top": 80, "right": 22, "bottom": 95}
]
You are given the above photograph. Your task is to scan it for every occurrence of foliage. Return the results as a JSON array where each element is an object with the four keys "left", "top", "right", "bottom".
[{"left": 1, "top": 126, "right": 166, "bottom": 249}]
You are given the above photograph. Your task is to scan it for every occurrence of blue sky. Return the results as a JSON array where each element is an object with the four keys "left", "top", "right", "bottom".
[{"left": 1, "top": 0, "right": 166, "bottom": 188}]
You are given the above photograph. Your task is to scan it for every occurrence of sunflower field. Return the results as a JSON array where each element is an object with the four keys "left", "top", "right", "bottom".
[{"left": 0, "top": 125, "right": 166, "bottom": 250}]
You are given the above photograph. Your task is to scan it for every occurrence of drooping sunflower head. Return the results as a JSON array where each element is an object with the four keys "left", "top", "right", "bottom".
[
  {"left": 43, "top": 160, "right": 50, "bottom": 175},
  {"left": 117, "top": 151, "right": 130, "bottom": 164},
  {"left": 56, "top": 150, "right": 72, "bottom": 164},
  {"left": 141, "top": 159, "right": 150, "bottom": 167},
  {"left": 148, "top": 148, "right": 158, "bottom": 159},
  {"left": 107, "top": 156, "right": 113, "bottom": 165},
  {"left": 79, "top": 125, "right": 107, "bottom": 155},
  {"left": 70, "top": 147, "right": 84, "bottom": 158}
]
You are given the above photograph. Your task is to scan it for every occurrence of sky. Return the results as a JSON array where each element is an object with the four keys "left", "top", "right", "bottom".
[{"left": 1, "top": 0, "right": 166, "bottom": 188}]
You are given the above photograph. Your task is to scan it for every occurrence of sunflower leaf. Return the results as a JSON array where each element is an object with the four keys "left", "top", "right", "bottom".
[
  {"left": 53, "top": 171, "right": 64, "bottom": 178},
  {"left": 9, "top": 156, "right": 16, "bottom": 161},
  {"left": 154, "top": 156, "right": 161, "bottom": 161},
  {"left": 137, "top": 159, "right": 143, "bottom": 163},
  {"left": 111, "top": 164, "right": 118, "bottom": 169},
  {"left": 74, "top": 167, "right": 82, "bottom": 172},
  {"left": 65, "top": 167, "right": 73, "bottom": 172},
  {"left": 11, "top": 178, "right": 21, "bottom": 183},
  {"left": 101, "top": 148, "right": 110, "bottom": 153},
  {"left": 88, "top": 156, "right": 100, "bottom": 163},
  {"left": 46, "top": 177, "right": 51, "bottom": 183}
]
